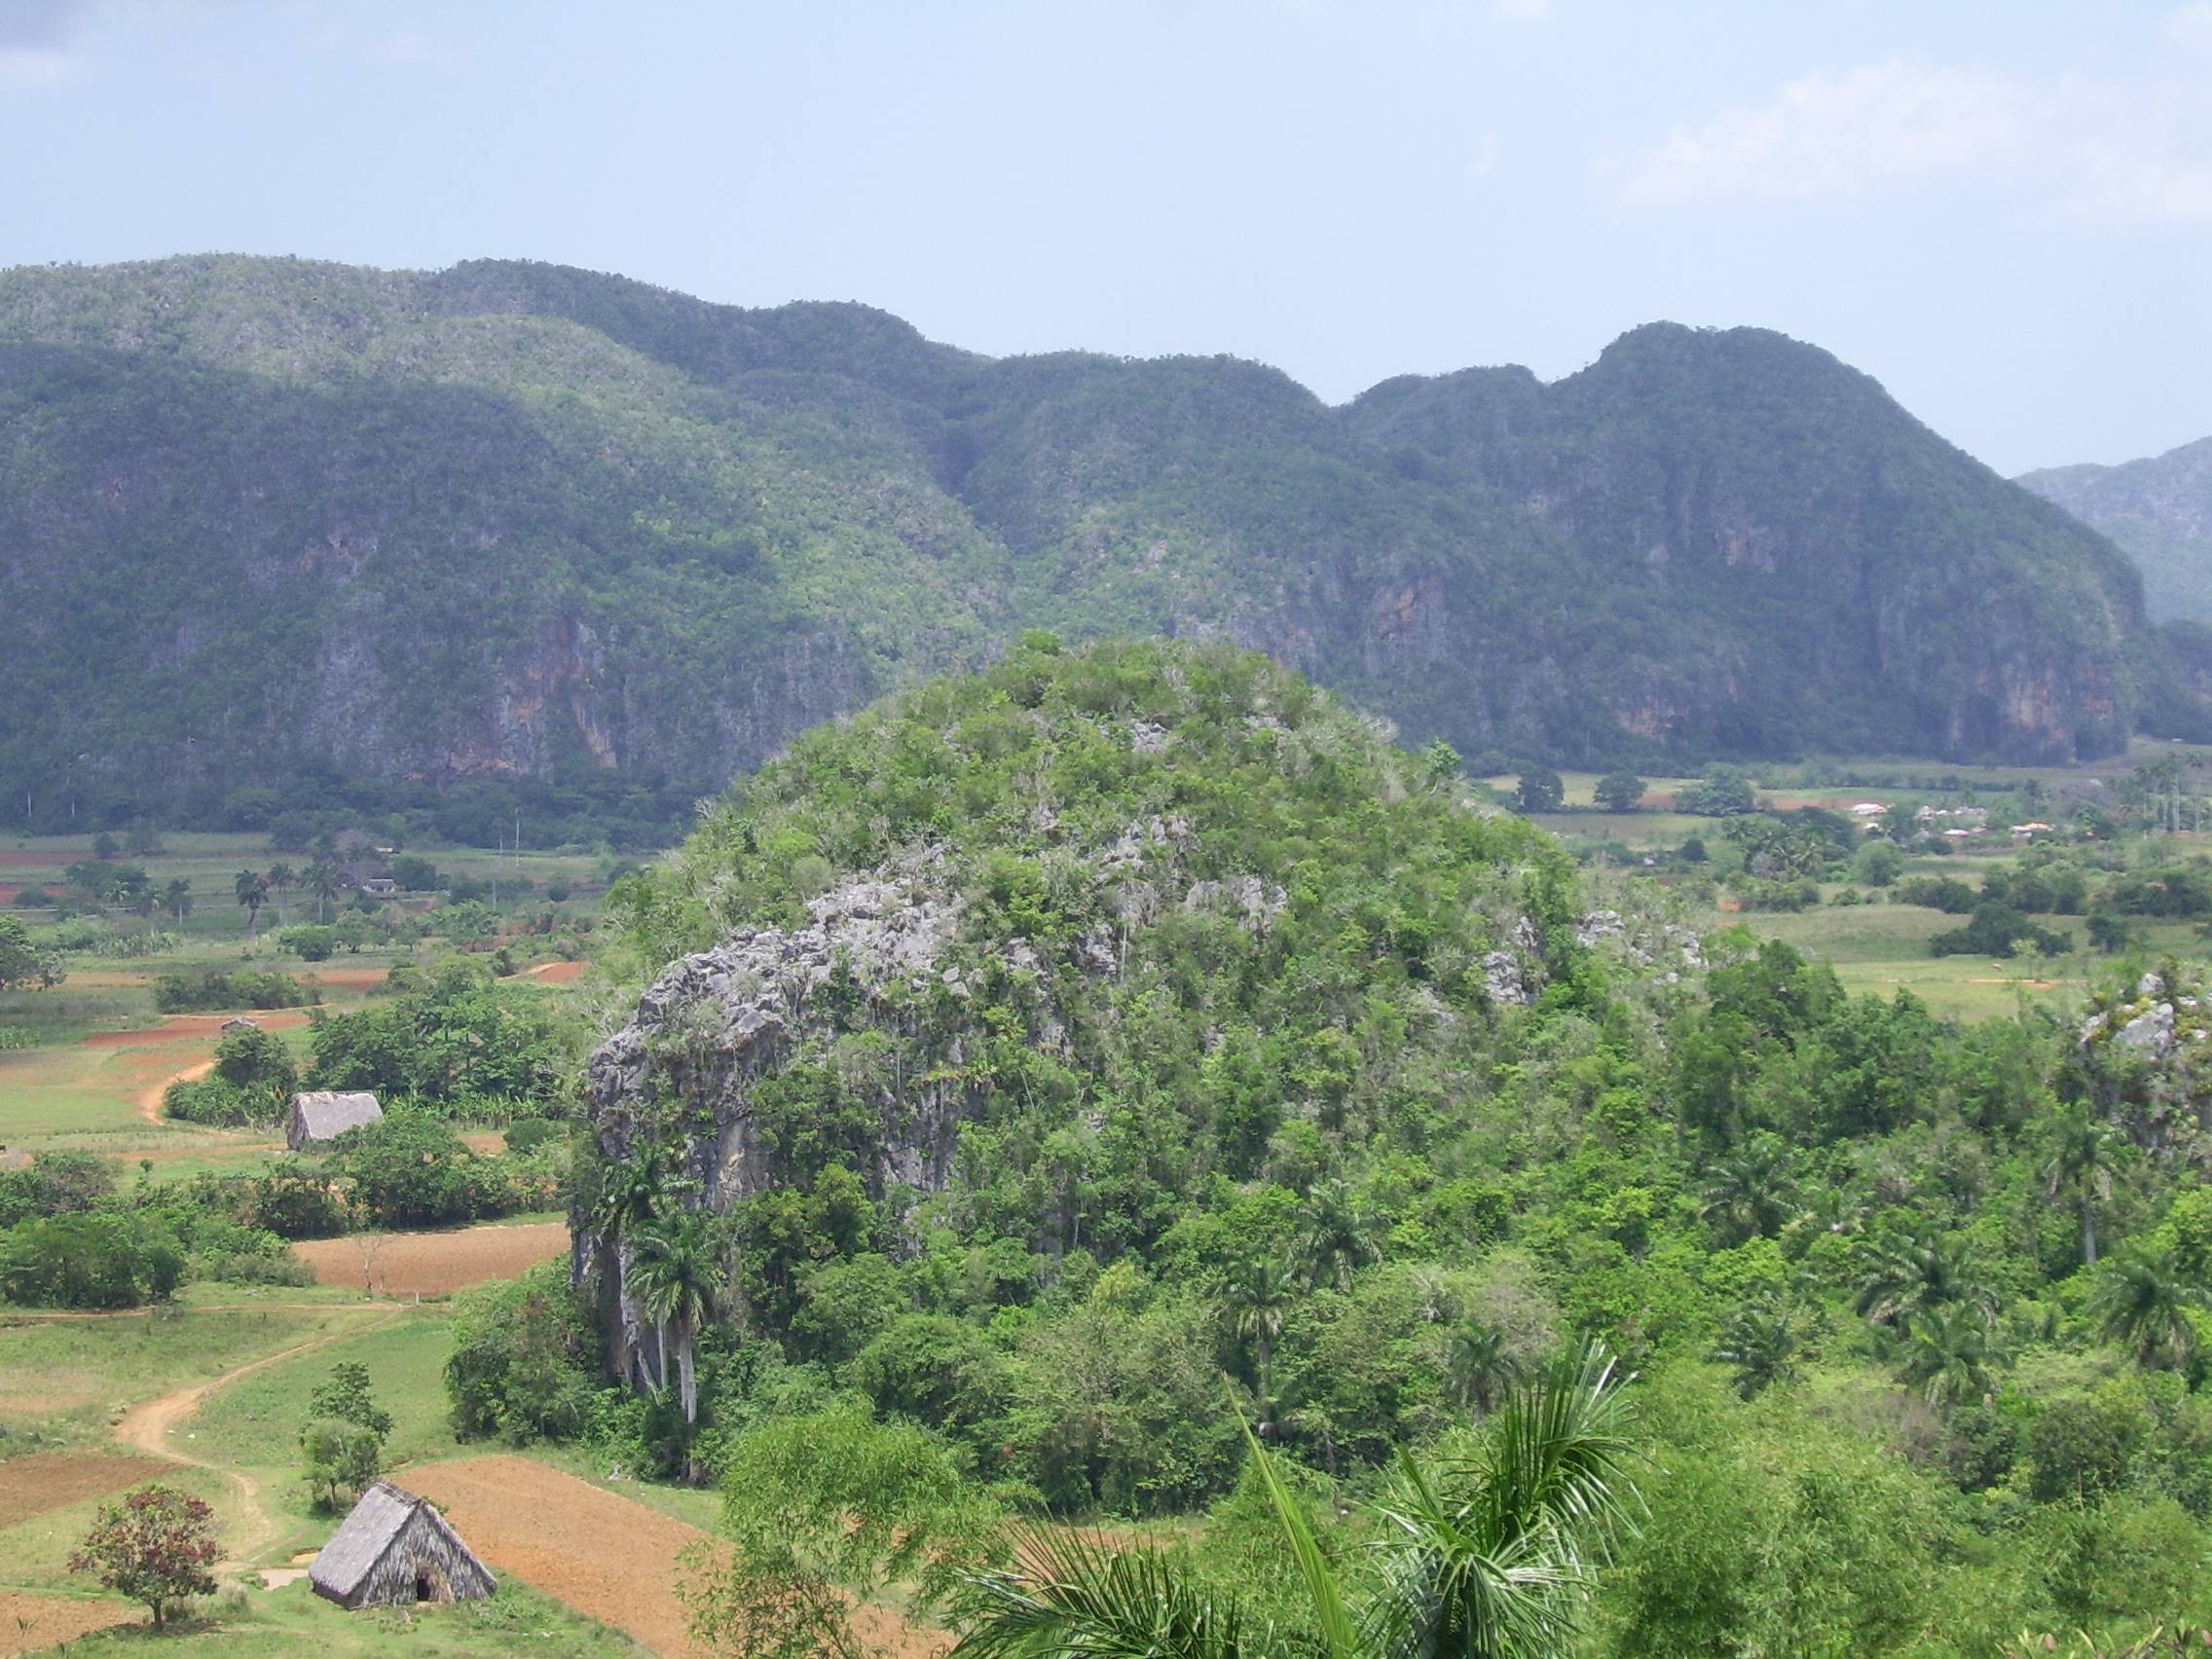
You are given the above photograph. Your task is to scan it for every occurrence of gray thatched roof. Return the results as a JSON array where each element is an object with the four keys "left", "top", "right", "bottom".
[
  {"left": 311, "top": 1481, "right": 417, "bottom": 1595},
  {"left": 289, "top": 1089, "right": 382, "bottom": 1144},
  {"left": 310, "top": 1480, "right": 493, "bottom": 1601}
]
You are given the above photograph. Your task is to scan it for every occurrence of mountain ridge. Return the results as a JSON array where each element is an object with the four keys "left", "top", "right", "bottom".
[
  {"left": 2019, "top": 435, "right": 2212, "bottom": 627},
  {"left": 0, "top": 253, "right": 2190, "bottom": 832}
]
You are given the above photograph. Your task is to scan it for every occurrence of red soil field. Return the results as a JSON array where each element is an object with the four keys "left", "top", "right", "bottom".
[
  {"left": 404, "top": 1456, "right": 949, "bottom": 1659},
  {"left": 0, "top": 1592, "right": 133, "bottom": 1655},
  {"left": 79, "top": 1012, "right": 311, "bottom": 1049},
  {"left": 291, "top": 1221, "right": 571, "bottom": 1297},
  {"left": 0, "top": 1451, "right": 169, "bottom": 1529}
]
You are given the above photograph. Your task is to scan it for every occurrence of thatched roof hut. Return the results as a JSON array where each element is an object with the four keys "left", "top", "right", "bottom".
[
  {"left": 286, "top": 1089, "right": 383, "bottom": 1152},
  {"left": 309, "top": 1480, "right": 495, "bottom": 1609}
]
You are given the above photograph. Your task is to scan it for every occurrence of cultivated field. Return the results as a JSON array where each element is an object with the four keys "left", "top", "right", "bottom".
[{"left": 291, "top": 1221, "right": 571, "bottom": 1297}]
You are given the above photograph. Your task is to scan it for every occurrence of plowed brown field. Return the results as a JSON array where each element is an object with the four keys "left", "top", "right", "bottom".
[
  {"left": 405, "top": 1456, "right": 949, "bottom": 1658},
  {"left": 291, "top": 1221, "right": 570, "bottom": 1296},
  {"left": 0, "top": 1451, "right": 168, "bottom": 1528},
  {"left": 0, "top": 1591, "right": 133, "bottom": 1654}
]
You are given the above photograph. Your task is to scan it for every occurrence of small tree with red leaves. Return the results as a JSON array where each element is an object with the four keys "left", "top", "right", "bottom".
[{"left": 69, "top": 1484, "right": 219, "bottom": 1628}]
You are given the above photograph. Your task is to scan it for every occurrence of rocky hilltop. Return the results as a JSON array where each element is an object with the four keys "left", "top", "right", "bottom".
[
  {"left": 574, "top": 640, "right": 1699, "bottom": 1387},
  {"left": 0, "top": 255, "right": 2189, "bottom": 831}
]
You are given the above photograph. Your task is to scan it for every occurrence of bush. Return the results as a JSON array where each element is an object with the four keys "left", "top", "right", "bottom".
[
  {"left": 154, "top": 968, "right": 317, "bottom": 1013},
  {"left": 1677, "top": 765, "right": 1758, "bottom": 816},
  {"left": 1929, "top": 903, "right": 2072, "bottom": 959},
  {"left": 278, "top": 924, "right": 336, "bottom": 962},
  {"left": 165, "top": 1074, "right": 260, "bottom": 1126},
  {"left": 445, "top": 1261, "right": 601, "bottom": 1443},
  {"left": 0, "top": 1213, "right": 185, "bottom": 1308},
  {"left": 328, "top": 1112, "right": 493, "bottom": 1228}
]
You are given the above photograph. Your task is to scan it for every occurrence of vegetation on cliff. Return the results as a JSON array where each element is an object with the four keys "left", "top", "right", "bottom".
[
  {"left": 0, "top": 256, "right": 2186, "bottom": 842},
  {"left": 464, "top": 641, "right": 2212, "bottom": 1653}
]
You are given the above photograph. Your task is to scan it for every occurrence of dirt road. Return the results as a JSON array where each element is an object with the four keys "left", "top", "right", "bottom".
[{"left": 111, "top": 1309, "right": 398, "bottom": 1571}]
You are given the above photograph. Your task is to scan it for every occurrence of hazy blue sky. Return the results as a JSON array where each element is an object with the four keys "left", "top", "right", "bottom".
[{"left": 3, "top": 0, "right": 2206, "bottom": 473}]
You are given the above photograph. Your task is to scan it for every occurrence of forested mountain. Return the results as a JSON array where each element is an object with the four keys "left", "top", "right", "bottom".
[
  {"left": 2020, "top": 436, "right": 2212, "bottom": 625},
  {"left": 0, "top": 255, "right": 2190, "bottom": 835},
  {"left": 544, "top": 638, "right": 2212, "bottom": 1650}
]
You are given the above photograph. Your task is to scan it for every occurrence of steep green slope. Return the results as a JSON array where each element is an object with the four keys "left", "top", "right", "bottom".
[
  {"left": 2020, "top": 436, "right": 2212, "bottom": 625},
  {"left": 558, "top": 640, "right": 2212, "bottom": 1650},
  {"left": 0, "top": 256, "right": 2183, "bottom": 835}
]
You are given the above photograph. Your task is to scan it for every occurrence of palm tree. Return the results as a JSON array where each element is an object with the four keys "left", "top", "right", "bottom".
[
  {"left": 1445, "top": 1319, "right": 1524, "bottom": 1417},
  {"left": 265, "top": 863, "right": 295, "bottom": 926},
  {"left": 1899, "top": 1303, "right": 2005, "bottom": 1407},
  {"left": 1711, "top": 1298, "right": 1800, "bottom": 1399},
  {"left": 1298, "top": 1180, "right": 1383, "bottom": 1292},
  {"left": 304, "top": 859, "right": 342, "bottom": 923},
  {"left": 2041, "top": 1107, "right": 2123, "bottom": 1268},
  {"left": 1855, "top": 1230, "right": 1993, "bottom": 1332},
  {"left": 1698, "top": 1136, "right": 1799, "bottom": 1243},
  {"left": 2091, "top": 1244, "right": 2209, "bottom": 1369},
  {"left": 587, "top": 1141, "right": 677, "bottom": 1390},
  {"left": 163, "top": 877, "right": 191, "bottom": 928},
  {"left": 950, "top": 1346, "right": 1638, "bottom": 1659},
  {"left": 1220, "top": 1257, "right": 1297, "bottom": 1417},
  {"left": 629, "top": 1209, "right": 719, "bottom": 1428},
  {"left": 234, "top": 868, "right": 268, "bottom": 936}
]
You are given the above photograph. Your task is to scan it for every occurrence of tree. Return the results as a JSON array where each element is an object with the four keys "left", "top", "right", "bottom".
[
  {"left": 1713, "top": 1297, "right": 1802, "bottom": 1399},
  {"left": 1444, "top": 1317, "right": 1523, "bottom": 1416},
  {"left": 265, "top": 863, "right": 295, "bottom": 926},
  {"left": 1855, "top": 1230, "right": 1992, "bottom": 1332},
  {"left": 631, "top": 1209, "right": 719, "bottom": 1428},
  {"left": 1677, "top": 765, "right": 1758, "bottom": 817},
  {"left": 2091, "top": 1244, "right": 2209, "bottom": 1369},
  {"left": 304, "top": 859, "right": 342, "bottom": 923},
  {"left": 1515, "top": 766, "right": 1566, "bottom": 814},
  {"left": 1698, "top": 1136, "right": 1798, "bottom": 1243},
  {"left": 163, "top": 877, "right": 192, "bottom": 927},
  {"left": 301, "top": 1418, "right": 382, "bottom": 1511},
  {"left": 2041, "top": 1107, "right": 2124, "bottom": 1268},
  {"left": 68, "top": 1485, "right": 219, "bottom": 1628},
  {"left": 1899, "top": 1303, "right": 2004, "bottom": 1407},
  {"left": 950, "top": 1346, "right": 1637, "bottom": 1659},
  {"left": 1422, "top": 740, "right": 1462, "bottom": 790},
  {"left": 1592, "top": 770, "right": 1646, "bottom": 813},
  {"left": 1297, "top": 1179, "right": 1383, "bottom": 1291},
  {"left": 1221, "top": 1256, "right": 1297, "bottom": 1416},
  {"left": 309, "top": 1360, "right": 395, "bottom": 1441},
  {"left": 234, "top": 868, "right": 268, "bottom": 935},
  {"left": 0, "top": 914, "right": 63, "bottom": 991}
]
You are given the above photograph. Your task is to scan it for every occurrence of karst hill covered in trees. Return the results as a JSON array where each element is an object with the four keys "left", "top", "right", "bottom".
[
  {"left": 0, "top": 253, "right": 2195, "bottom": 833},
  {"left": 2021, "top": 435, "right": 2212, "bottom": 628}
]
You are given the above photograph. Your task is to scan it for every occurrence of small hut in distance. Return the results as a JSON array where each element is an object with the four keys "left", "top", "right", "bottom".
[
  {"left": 287, "top": 1089, "right": 383, "bottom": 1152},
  {"left": 310, "top": 1480, "right": 496, "bottom": 1608}
]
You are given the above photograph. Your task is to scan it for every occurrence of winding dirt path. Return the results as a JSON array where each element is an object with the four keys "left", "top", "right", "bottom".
[
  {"left": 110, "top": 1309, "right": 399, "bottom": 1572},
  {"left": 135, "top": 1058, "right": 212, "bottom": 1124}
]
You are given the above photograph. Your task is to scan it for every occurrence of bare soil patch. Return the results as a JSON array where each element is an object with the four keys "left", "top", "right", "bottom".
[
  {"left": 520, "top": 960, "right": 585, "bottom": 983},
  {"left": 0, "top": 1451, "right": 168, "bottom": 1529},
  {"left": 0, "top": 1591, "right": 133, "bottom": 1654},
  {"left": 82, "top": 1012, "right": 311, "bottom": 1050},
  {"left": 291, "top": 1221, "right": 571, "bottom": 1297},
  {"left": 406, "top": 1456, "right": 717, "bottom": 1656}
]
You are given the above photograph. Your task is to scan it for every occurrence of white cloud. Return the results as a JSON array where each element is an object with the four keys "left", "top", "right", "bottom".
[
  {"left": 1606, "top": 57, "right": 2212, "bottom": 225},
  {"left": 1470, "top": 132, "right": 1501, "bottom": 176}
]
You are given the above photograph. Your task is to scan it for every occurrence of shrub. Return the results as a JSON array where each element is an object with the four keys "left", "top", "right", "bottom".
[
  {"left": 154, "top": 968, "right": 317, "bottom": 1013},
  {"left": 0, "top": 1213, "right": 185, "bottom": 1308}
]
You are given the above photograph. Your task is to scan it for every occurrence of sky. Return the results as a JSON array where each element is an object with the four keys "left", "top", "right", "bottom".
[{"left": 1, "top": 0, "right": 2207, "bottom": 474}]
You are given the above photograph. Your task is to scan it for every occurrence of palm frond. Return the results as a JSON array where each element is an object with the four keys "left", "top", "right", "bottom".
[{"left": 948, "top": 1525, "right": 1249, "bottom": 1659}]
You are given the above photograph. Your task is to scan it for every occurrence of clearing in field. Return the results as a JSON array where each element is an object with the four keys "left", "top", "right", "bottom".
[
  {"left": 0, "top": 1590, "right": 133, "bottom": 1655},
  {"left": 0, "top": 1451, "right": 168, "bottom": 1529},
  {"left": 290, "top": 1221, "right": 571, "bottom": 1297},
  {"left": 405, "top": 1456, "right": 950, "bottom": 1659}
]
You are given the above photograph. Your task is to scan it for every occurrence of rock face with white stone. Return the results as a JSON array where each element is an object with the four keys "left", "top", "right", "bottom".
[{"left": 2076, "top": 968, "right": 2212, "bottom": 1158}]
